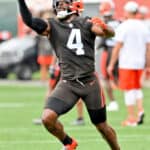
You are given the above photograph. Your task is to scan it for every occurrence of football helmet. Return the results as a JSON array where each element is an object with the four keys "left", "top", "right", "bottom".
[
  {"left": 70, "top": 0, "right": 84, "bottom": 13},
  {"left": 99, "top": 1, "right": 114, "bottom": 17},
  {"left": 53, "top": 0, "right": 84, "bottom": 19}
]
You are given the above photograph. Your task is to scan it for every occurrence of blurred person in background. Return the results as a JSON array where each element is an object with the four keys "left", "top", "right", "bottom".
[
  {"left": 71, "top": 98, "right": 85, "bottom": 125},
  {"left": 37, "top": 10, "right": 55, "bottom": 82},
  {"left": 138, "top": 5, "right": 149, "bottom": 20},
  {"left": 96, "top": 1, "right": 120, "bottom": 111},
  {"left": 33, "top": 55, "right": 61, "bottom": 125},
  {"left": 0, "top": 31, "right": 12, "bottom": 43},
  {"left": 18, "top": 0, "right": 121, "bottom": 149},
  {"left": 18, "top": 10, "right": 32, "bottom": 37},
  {"left": 108, "top": 1, "right": 150, "bottom": 126}
]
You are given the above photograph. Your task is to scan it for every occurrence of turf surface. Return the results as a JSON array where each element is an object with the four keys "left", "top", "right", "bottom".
[{"left": 0, "top": 83, "right": 150, "bottom": 150}]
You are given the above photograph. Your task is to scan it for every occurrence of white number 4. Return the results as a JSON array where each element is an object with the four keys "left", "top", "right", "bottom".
[{"left": 67, "top": 29, "right": 85, "bottom": 55}]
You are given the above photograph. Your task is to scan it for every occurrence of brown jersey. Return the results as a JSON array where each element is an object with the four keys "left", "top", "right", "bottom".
[{"left": 48, "top": 16, "right": 96, "bottom": 80}]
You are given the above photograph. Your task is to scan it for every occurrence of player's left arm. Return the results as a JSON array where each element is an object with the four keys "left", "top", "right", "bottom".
[
  {"left": 107, "top": 42, "right": 123, "bottom": 76},
  {"left": 90, "top": 17, "right": 115, "bottom": 38}
]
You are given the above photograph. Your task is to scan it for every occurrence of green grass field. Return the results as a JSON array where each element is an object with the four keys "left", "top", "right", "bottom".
[{"left": 0, "top": 82, "right": 150, "bottom": 150}]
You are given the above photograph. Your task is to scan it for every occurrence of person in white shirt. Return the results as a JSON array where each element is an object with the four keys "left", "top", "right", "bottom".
[{"left": 107, "top": 1, "right": 150, "bottom": 126}]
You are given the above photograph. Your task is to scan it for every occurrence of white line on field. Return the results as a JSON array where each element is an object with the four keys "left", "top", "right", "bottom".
[
  {"left": 0, "top": 79, "right": 48, "bottom": 87},
  {"left": 0, "top": 102, "right": 25, "bottom": 108},
  {"left": 1, "top": 125, "right": 150, "bottom": 132},
  {"left": 0, "top": 137, "right": 150, "bottom": 145}
]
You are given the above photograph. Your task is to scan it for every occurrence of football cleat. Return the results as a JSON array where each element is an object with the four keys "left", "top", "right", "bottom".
[
  {"left": 62, "top": 139, "right": 78, "bottom": 150},
  {"left": 137, "top": 112, "right": 145, "bottom": 125},
  {"left": 33, "top": 118, "right": 42, "bottom": 125},
  {"left": 121, "top": 119, "right": 137, "bottom": 127},
  {"left": 71, "top": 118, "right": 85, "bottom": 125}
]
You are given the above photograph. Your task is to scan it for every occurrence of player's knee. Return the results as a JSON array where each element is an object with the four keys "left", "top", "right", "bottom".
[
  {"left": 42, "top": 109, "right": 58, "bottom": 128},
  {"left": 124, "top": 90, "right": 136, "bottom": 106},
  {"left": 135, "top": 89, "right": 143, "bottom": 100},
  {"left": 88, "top": 106, "right": 106, "bottom": 125},
  {"left": 95, "top": 122, "right": 106, "bottom": 131},
  {"left": 96, "top": 122, "right": 116, "bottom": 139}
]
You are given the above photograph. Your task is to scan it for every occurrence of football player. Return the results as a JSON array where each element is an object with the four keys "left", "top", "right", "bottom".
[{"left": 18, "top": 0, "right": 120, "bottom": 149}]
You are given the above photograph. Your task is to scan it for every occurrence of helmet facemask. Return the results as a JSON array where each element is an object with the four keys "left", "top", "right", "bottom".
[
  {"left": 53, "top": 0, "right": 73, "bottom": 19},
  {"left": 53, "top": 0, "right": 83, "bottom": 20}
]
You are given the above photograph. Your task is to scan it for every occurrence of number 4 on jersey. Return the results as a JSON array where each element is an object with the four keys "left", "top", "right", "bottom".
[{"left": 67, "top": 29, "right": 85, "bottom": 55}]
